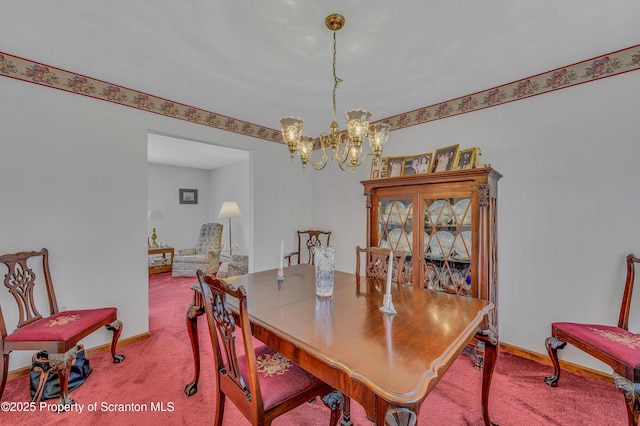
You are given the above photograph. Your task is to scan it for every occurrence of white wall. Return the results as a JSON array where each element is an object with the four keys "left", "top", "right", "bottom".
[
  {"left": 312, "top": 70, "right": 640, "bottom": 373},
  {"left": 0, "top": 75, "right": 313, "bottom": 371},
  {"left": 210, "top": 159, "right": 252, "bottom": 267},
  {"left": 148, "top": 163, "right": 212, "bottom": 250}
]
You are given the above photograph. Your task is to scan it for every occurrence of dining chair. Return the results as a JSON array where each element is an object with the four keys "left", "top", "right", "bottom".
[
  {"left": 355, "top": 245, "right": 406, "bottom": 285},
  {"left": 544, "top": 254, "right": 640, "bottom": 426},
  {"left": 284, "top": 230, "right": 331, "bottom": 266},
  {"left": 196, "top": 270, "right": 342, "bottom": 426},
  {"left": 0, "top": 248, "right": 124, "bottom": 406}
]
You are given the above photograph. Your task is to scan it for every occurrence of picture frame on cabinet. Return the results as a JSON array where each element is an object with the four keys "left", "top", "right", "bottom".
[
  {"left": 179, "top": 188, "right": 198, "bottom": 204},
  {"left": 431, "top": 144, "right": 459, "bottom": 173},
  {"left": 455, "top": 148, "right": 478, "bottom": 170},
  {"left": 403, "top": 153, "right": 432, "bottom": 175},
  {"left": 387, "top": 156, "right": 406, "bottom": 177},
  {"left": 370, "top": 157, "right": 388, "bottom": 179}
]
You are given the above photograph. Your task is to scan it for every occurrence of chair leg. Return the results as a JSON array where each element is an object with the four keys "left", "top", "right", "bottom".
[
  {"left": 0, "top": 353, "right": 8, "bottom": 400},
  {"left": 543, "top": 336, "right": 567, "bottom": 387},
  {"left": 214, "top": 390, "right": 225, "bottom": 426},
  {"left": 49, "top": 349, "right": 77, "bottom": 408},
  {"left": 105, "top": 320, "right": 125, "bottom": 363},
  {"left": 613, "top": 373, "right": 640, "bottom": 426}
]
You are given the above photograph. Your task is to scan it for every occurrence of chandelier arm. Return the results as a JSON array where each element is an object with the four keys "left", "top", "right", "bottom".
[
  {"left": 333, "top": 141, "right": 351, "bottom": 165},
  {"left": 337, "top": 151, "right": 375, "bottom": 171},
  {"left": 305, "top": 149, "right": 328, "bottom": 169},
  {"left": 303, "top": 136, "right": 329, "bottom": 169},
  {"left": 310, "top": 159, "right": 329, "bottom": 171}
]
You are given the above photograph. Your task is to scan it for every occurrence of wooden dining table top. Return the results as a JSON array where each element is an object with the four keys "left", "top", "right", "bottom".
[{"left": 223, "top": 264, "right": 494, "bottom": 409}]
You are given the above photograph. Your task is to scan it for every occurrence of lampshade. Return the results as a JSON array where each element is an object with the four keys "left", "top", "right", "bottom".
[
  {"left": 218, "top": 201, "right": 242, "bottom": 219},
  {"left": 345, "top": 109, "right": 371, "bottom": 143},
  {"left": 148, "top": 211, "right": 165, "bottom": 226}
]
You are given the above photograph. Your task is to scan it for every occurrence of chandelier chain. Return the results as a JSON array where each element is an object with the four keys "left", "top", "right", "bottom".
[{"left": 332, "top": 31, "right": 343, "bottom": 123}]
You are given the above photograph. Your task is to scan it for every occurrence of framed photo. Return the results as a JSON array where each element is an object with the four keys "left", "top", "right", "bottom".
[
  {"left": 179, "top": 188, "right": 198, "bottom": 204},
  {"left": 386, "top": 156, "right": 406, "bottom": 177},
  {"left": 455, "top": 148, "right": 478, "bottom": 170},
  {"left": 402, "top": 153, "right": 432, "bottom": 175},
  {"left": 431, "top": 144, "right": 459, "bottom": 173},
  {"left": 370, "top": 157, "right": 388, "bottom": 179}
]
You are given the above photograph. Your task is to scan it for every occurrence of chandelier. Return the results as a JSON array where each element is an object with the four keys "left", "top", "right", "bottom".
[{"left": 280, "top": 13, "right": 390, "bottom": 172}]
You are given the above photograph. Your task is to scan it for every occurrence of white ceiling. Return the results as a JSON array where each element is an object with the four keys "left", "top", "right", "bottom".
[
  {"left": 3, "top": 1, "right": 639, "bottom": 168},
  {"left": 147, "top": 133, "right": 249, "bottom": 171}
]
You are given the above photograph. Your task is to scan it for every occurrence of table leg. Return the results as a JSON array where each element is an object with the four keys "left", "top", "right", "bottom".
[
  {"left": 341, "top": 396, "right": 352, "bottom": 426},
  {"left": 480, "top": 336, "right": 498, "bottom": 426},
  {"left": 375, "top": 399, "right": 418, "bottom": 426},
  {"left": 184, "top": 297, "right": 204, "bottom": 396},
  {"left": 384, "top": 408, "right": 417, "bottom": 426}
]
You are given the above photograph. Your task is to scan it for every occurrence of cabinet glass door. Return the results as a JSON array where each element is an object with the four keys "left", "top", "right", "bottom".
[
  {"left": 423, "top": 197, "right": 472, "bottom": 295},
  {"left": 377, "top": 199, "right": 413, "bottom": 282}
]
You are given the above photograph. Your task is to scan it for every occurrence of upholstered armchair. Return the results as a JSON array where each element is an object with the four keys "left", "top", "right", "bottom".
[{"left": 172, "top": 223, "right": 223, "bottom": 277}]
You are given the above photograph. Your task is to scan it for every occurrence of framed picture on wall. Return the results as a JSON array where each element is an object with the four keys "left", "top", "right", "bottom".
[
  {"left": 431, "top": 144, "right": 459, "bottom": 173},
  {"left": 179, "top": 188, "right": 198, "bottom": 204},
  {"left": 455, "top": 147, "right": 478, "bottom": 170},
  {"left": 402, "top": 153, "right": 432, "bottom": 175},
  {"left": 370, "top": 157, "right": 388, "bottom": 179}
]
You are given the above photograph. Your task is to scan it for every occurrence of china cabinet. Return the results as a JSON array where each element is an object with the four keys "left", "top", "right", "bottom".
[{"left": 362, "top": 168, "right": 501, "bottom": 362}]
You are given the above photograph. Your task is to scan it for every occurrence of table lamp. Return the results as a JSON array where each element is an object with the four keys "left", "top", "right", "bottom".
[
  {"left": 148, "top": 210, "right": 165, "bottom": 248},
  {"left": 218, "top": 201, "right": 242, "bottom": 256}
]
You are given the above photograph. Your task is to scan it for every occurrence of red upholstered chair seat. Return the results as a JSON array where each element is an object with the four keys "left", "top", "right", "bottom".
[
  {"left": 5, "top": 308, "right": 117, "bottom": 343},
  {"left": 551, "top": 322, "right": 640, "bottom": 369},
  {"left": 238, "top": 345, "right": 324, "bottom": 411},
  {"left": 544, "top": 254, "right": 640, "bottom": 425}
]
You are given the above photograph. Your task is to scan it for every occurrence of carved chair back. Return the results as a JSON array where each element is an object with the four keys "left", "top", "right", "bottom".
[
  {"left": 285, "top": 230, "right": 331, "bottom": 266},
  {"left": 355, "top": 246, "right": 406, "bottom": 285},
  {"left": 197, "top": 271, "right": 261, "bottom": 416},
  {"left": 196, "top": 270, "right": 342, "bottom": 425},
  {"left": 0, "top": 249, "right": 58, "bottom": 331}
]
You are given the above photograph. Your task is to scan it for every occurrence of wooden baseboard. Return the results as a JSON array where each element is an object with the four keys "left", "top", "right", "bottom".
[
  {"left": 499, "top": 342, "right": 613, "bottom": 383},
  {"left": 6, "top": 332, "right": 151, "bottom": 381}
]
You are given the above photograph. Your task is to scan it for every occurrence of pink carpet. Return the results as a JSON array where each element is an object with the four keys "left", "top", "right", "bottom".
[{"left": 1, "top": 273, "right": 628, "bottom": 425}]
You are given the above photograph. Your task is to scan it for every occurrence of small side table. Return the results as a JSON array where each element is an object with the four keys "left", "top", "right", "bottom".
[{"left": 148, "top": 247, "right": 174, "bottom": 275}]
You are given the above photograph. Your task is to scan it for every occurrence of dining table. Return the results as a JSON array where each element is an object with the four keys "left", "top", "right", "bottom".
[{"left": 185, "top": 264, "right": 497, "bottom": 426}]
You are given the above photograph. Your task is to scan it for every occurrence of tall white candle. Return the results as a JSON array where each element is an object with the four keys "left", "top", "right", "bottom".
[
  {"left": 279, "top": 240, "right": 284, "bottom": 269},
  {"left": 385, "top": 251, "right": 393, "bottom": 296}
]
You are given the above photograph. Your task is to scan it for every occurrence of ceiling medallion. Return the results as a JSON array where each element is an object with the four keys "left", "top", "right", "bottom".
[{"left": 280, "top": 13, "right": 390, "bottom": 172}]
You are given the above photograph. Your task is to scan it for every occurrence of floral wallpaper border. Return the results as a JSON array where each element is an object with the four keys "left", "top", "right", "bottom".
[
  {"left": 1, "top": 44, "right": 639, "bottom": 144},
  {"left": 384, "top": 44, "right": 640, "bottom": 131}
]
